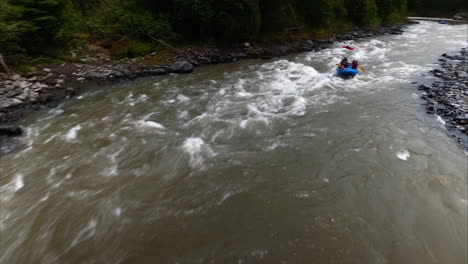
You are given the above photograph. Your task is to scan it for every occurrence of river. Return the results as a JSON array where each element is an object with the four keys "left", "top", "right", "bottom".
[{"left": 1, "top": 21, "right": 467, "bottom": 263}]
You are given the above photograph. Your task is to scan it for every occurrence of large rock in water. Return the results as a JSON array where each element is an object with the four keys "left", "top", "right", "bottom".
[
  {"left": 0, "top": 125, "right": 23, "bottom": 137},
  {"left": 170, "top": 60, "right": 194, "bottom": 74}
]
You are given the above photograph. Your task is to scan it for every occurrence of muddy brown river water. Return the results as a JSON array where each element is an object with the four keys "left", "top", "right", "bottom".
[{"left": 1, "top": 21, "right": 467, "bottom": 263}]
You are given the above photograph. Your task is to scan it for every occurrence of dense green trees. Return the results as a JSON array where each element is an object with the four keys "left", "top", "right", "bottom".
[
  {"left": 408, "top": 0, "right": 468, "bottom": 13},
  {"left": 0, "top": 0, "right": 64, "bottom": 53},
  {"left": 0, "top": 0, "right": 466, "bottom": 57}
]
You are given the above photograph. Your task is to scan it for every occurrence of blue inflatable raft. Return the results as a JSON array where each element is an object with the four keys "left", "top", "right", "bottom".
[{"left": 337, "top": 66, "right": 359, "bottom": 77}]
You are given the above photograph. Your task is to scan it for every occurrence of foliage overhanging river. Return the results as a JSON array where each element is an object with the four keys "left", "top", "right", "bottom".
[{"left": 1, "top": 21, "right": 467, "bottom": 263}]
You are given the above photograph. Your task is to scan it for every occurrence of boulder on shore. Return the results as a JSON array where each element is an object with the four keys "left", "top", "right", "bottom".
[{"left": 169, "top": 60, "right": 194, "bottom": 74}]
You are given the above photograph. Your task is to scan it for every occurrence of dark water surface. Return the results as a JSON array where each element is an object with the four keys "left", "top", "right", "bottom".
[{"left": 1, "top": 22, "right": 467, "bottom": 263}]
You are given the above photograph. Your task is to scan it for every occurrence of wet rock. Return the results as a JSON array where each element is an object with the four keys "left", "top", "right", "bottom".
[
  {"left": 11, "top": 74, "right": 21, "bottom": 80},
  {"left": 170, "top": 60, "right": 194, "bottom": 74},
  {"left": 47, "top": 102, "right": 59, "bottom": 108},
  {"left": 229, "top": 52, "right": 247, "bottom": 61},
  {"left": 454, "top": 115, "right": 468, "bottom": 125},
  {"left": 418, "top": 84, "right": 430, "bottom": 91},
  {"left": 66, "top": 87, "right": 76, "bottom": 97},
  {"left": 417, "top": 48, "right": 468, "bottom": 149},
  {"left": 454, "top": 12, "right": 468, "bottom": 21},
  {"left": 456, "top": 71, "right": 467, "bottom": 79},
  {"left": 0, "top": 125, "right": 23, "bottom": 137},
  {"left": 16, "top": 92, "right": 29, "bottom": 101},
  {"left": 11, "top": 98, "right": 23, "bottom": 106},
  {"left": 426, "top": 104, "right": 435, "bottom": 114},
  {"left": 146, "top": 68, "right": 167, "bottom": 75}
]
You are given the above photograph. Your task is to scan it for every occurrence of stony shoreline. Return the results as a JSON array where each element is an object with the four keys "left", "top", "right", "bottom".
[{"left": 418, "top": 48, "right": 468, "bottom": 149}]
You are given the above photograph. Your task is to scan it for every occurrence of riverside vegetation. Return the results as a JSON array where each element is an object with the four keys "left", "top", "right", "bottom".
[{"left": 1, "top": 0, "right": 466, "bottom": 61}]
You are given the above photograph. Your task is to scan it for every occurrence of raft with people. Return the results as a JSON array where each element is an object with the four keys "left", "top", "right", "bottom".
[
  {"left": 337, "top": 66, "right": 360, "bottom": 77},
  {"left": 337, "top": 57, "right": 363, "bottom": 78}
]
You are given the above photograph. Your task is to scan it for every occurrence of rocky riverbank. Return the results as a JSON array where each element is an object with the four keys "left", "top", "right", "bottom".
[{"left": 418, "top": 48, "right": 468, "bottom": 149}]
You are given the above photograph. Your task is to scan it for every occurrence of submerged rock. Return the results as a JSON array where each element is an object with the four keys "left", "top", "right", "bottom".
[
  {"left": 0, "top": 137, "right": 22, "bottom": 155},
  {"left": 0, "top": 125, "right": 23, "bottom": 137}
]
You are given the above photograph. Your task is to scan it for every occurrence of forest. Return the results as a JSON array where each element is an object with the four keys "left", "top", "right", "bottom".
[{"left": 0, "top": 0, "right": 466, "bottom": 58}]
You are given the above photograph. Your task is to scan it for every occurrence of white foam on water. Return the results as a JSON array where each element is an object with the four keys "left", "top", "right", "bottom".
[
  {"left": 106, "top": 165, "right": 118, "bottom": 176},
  {"left": 13, "top": 174, "right": 24, "bottom": 192},
  {"left": 135, "top": 120, "right": 165, "bottom": 130},
  {"left": 436, "top": 115, "right": 446, "bottom": 125},
  {"left": 239, "top": 116, "right": 270, "bottom": 129},
  {"left": 251, "top": 249, "right": 269, "bottom": 260},
  {"left": 296, "top": 192, "right": 310, "bottom": 198},
  {"left": 65, "top": 190, "right": 102, "bottom": 200},
  {"left": 37, "top": 107, "right": 64, "bottom": 122},
  {"left": 44, "top": 133, "right": 60, "bottom": 144},
  {"left": 0, "top": 212, "right": 9, "bottom": 231},
  {"left": 69, "top": 219, "right": 98, "bottom": 249},
  {"left": 178, "top": 110, "right": 189, "bottom": 120},
  {"left": 103, "top": 147, "right": 125, "bottom": 177},
  {"left": 397, "top": 150, "right": 410, "bottom": 161},
  {"left": 218, "top": 191, "right": 241, "bottom": 205},
  {"left": 181, "top": 57, "right": 352, "bottom": 147},
  {"left": 0, "top": 174, "right": 25, "bottom": 202},
  {"left": 114, "top": 207, "right": 122, "bottom": 217},
  {"left": 39, "top": 193, "right": 50, "bottom": 203},
  {"left": 177, "top": 94, "right": 190, "bottom": 102},
  {"left": 120, "top": 92, "right": 149, "bottom": 106},
  {"left": 20, "top": 127, "right": 40, "bottom": 152},
  {"left": 64, "top": 125, "right": 82, "bottom": 142},
  {"left": 266, "top": 141, "right": 287, "bottom": 151},
  {"left": 181, "top": 137, "right": 215, "bottom": 169},
  {"left": 138, "top": 94, "right": 149, "bottom": 101},
  {"left": 460, "top": 199, "right": 468, "bottom": 206}
]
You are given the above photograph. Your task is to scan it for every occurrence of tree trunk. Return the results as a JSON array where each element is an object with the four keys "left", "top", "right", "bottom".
[{"left": 0, "top": 53, "right": 12, "bottom": 76}]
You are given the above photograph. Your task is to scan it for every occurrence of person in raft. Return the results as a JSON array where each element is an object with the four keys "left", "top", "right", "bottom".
[
  {"left": 351, "top": 60, "right": 359, "bottom": 69},
  {"left": 339, "top": 57, "right": 349, "bottom": 69}
]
